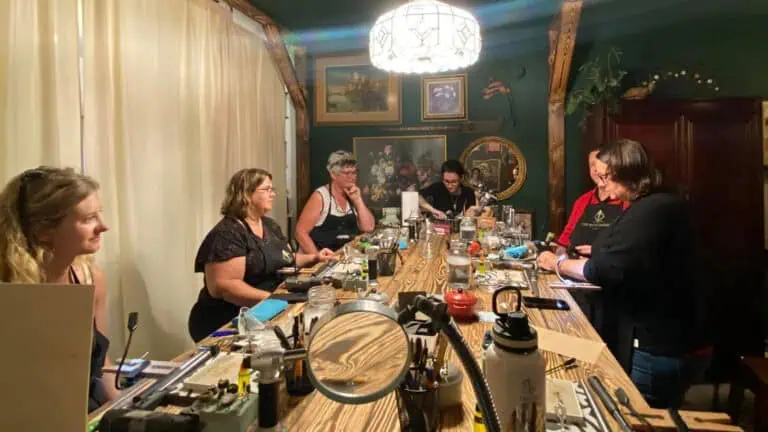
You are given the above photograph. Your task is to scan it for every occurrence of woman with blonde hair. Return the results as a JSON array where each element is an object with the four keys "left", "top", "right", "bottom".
[
  {"left": 188, "top": 168, "right": 335, "bottom": 342},
  {"left": 0, "top": 166, "right": 117, "bottom": 411}
]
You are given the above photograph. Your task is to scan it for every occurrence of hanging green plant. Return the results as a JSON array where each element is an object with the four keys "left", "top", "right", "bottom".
[{"left": 566, "top": 48, "right": 627, "bottom": 127}]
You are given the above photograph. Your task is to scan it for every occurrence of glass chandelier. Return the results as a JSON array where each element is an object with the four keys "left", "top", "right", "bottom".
[{"left": 369, "top": 0, "right": 481, "bottom": 74}]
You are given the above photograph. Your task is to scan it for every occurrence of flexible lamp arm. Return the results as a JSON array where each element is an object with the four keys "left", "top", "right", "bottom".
[{"left": 398, "top": 296, "right": 501, "bottom": 432}]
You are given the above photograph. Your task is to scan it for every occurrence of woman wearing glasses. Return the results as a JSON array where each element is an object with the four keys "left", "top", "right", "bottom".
[
  {"left": 0, "top": 167, "right": 117, "bottom": 411},
  {"left": 295, "top": 151, "right": 375, "bottom": 254},
  {"left": 188, "top": 168, "right": 335, "bottom": 342},
  {"left": 537, "top": 139, "right": 711, "bottom": 408}
]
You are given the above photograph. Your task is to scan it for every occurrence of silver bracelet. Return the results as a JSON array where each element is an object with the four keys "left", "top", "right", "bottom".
[{"left": 554, "top": 254, "right": 571, "bottom": 285}]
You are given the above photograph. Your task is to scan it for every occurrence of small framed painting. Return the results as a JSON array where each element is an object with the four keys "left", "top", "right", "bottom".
[
  {"left": 313, "top": 53, "right": 401, "bottom": 125},
  {"left": 514, "top": 209, "right": 535, "bottom": 241},
  {"left": 421, "top": 74, "right": 467, "bottom": 122}
]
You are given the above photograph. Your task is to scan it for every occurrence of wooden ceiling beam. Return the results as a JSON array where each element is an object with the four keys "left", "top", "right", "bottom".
[
  {"left": 547, "top": 0, "right": 583, "bottom": 233},
  {"left": 226, "top": 0, "right": 307, "bottom": 112}
]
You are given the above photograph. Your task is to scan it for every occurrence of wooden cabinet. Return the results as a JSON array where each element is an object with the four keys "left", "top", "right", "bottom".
[{"left": 583, "top": 99, "right": 765, "bottom": 371}]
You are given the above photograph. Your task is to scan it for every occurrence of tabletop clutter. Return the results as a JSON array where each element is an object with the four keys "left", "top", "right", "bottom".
[{"left": 90, "top": 208, "right": 725, "bottom": 432}]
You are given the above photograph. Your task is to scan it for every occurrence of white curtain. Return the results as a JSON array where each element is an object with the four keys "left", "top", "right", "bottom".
[
  {"left": 80, "top": 0, "right": 286, "bottom": 359},
  {"left": 0, "top": 0, "right": 82, "bottom": 183}
]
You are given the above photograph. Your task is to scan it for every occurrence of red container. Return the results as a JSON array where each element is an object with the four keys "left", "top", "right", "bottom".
[{"left": 444, "top": 288, "right": 478, "bottom": 321}]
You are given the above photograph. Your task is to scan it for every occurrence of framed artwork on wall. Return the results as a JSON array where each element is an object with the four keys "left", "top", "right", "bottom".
[
  {"left": 353, "top": 135, "right": 447, "bottom": 209},
  {"left": 421, "top": 74, "right": 467, "bottom": 122},
  {"left": 313, "top": 53, "right": 401, "bottom": 125},
  {"left": 460, "top": 136, "right": 527, "bottom": 200}
]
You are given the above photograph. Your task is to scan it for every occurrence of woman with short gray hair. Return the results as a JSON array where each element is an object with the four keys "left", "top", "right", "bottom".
[{"left": 295, "top": 151, "right": 375, "bottom": 253}]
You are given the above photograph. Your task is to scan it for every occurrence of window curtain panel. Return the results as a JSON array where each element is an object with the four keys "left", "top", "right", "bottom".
[
  {"left": 81, "top": 0, "right": 286, "bottom": 359},
  {"left": 0, "top": 0, "right": 82, "bottom": 183}
]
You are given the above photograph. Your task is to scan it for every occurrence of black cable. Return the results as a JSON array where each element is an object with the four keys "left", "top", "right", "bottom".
[{"left": 115, "top": 312, "right": 139, "bottom": 390}]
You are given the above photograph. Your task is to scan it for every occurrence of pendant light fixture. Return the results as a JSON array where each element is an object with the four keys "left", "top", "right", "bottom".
[{"left": 369, "top": 0, "right": 481, "bottom": 74}]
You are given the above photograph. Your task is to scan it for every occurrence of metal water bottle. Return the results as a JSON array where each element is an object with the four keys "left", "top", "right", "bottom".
[{"left": 483, "top": 286, "right": 545, "bottom": 432}]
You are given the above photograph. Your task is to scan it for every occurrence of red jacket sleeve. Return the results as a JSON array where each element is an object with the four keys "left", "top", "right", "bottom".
[{"left": 558, "top": 191, "right": 592, "bottom": 246}]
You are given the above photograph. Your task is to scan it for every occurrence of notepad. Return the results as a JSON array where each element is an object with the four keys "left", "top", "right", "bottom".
[
  {"left": 533, "top": 326, "right": 605, "bottom": 364},
  {"left": 546, "top": 378, "right": 585, "bottom": 425}
]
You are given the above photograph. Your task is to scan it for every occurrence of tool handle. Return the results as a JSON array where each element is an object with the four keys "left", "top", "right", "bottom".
[{"left": 587, "top": 376, "right": 633, "bottom": 432}]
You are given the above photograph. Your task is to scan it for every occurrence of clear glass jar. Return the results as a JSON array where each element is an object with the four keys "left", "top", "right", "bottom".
[
  {"left": 460, "top": 216, "right": 477, "bottom": 242},
  {"left": 303, "top": 284, "right": 336, "bottom": 333},
  {"left": 447, "top": 244, "right": 472, "bottom": 290}
]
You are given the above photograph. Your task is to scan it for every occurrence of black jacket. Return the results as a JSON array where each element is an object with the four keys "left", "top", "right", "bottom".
[{"left": 584, "top": 191, "right": 710, "bottom": 368}]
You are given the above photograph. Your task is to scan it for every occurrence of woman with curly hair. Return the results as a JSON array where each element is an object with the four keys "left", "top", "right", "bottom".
[{"left": 0, "top": 166, "right": 117, "bottom": 411}]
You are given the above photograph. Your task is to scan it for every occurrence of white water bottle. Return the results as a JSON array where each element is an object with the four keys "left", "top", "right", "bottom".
[{"left": 483, "top": 286, "right": 545, "bottom": 431}]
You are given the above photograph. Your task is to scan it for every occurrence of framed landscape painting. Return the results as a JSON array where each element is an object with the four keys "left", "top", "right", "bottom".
[
  {"left": 314, "top": 53, "right": 401, "bottom": 125},
  {"left": 353, "top": 135, "right": 447, "bottom": 209},
  {"left": 421, "top": 74, "right": 467, "bottom": 121}
]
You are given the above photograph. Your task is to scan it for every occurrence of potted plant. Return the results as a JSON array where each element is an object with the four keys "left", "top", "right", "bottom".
[{"left": 566, "top": 48, "right": 627, "bottom": 127}]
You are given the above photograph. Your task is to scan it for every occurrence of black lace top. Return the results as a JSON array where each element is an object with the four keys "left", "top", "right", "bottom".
[{"left": 194, "top": 216, "right": 293, "bottom": 290}]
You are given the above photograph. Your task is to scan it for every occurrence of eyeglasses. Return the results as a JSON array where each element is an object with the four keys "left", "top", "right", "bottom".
[{"left": 255, "top": 186, "right": 277, "bottom": 194}]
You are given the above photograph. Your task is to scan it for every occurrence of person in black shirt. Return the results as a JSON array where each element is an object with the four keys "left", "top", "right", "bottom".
[
  {"left": 537, "top": 139, "right": 711, "bottom": 409},
  {"left": 418, "top": 160, "right": 476, "bottom": 219},
  {"left": 188, "top": 169, "right": 334, "bottom": 342}
]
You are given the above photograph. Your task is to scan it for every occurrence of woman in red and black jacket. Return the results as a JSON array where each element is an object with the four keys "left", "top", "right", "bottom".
[
  {"left": 558, "top": 148, "right": 628, "bottom": 254},
  {"left": 556, "top": 148, "right": 628, "bottom": 335}
]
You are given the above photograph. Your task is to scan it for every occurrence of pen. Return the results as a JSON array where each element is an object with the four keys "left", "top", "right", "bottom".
[{"left": 211, "top": 329, "right": 237, "bottom": 337}]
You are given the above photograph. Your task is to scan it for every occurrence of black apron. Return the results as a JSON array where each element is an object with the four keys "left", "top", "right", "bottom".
[
  {"left": 568, "top": 190, "right": 624, "bottom": 247},
  {"left": 309, "top": 185, "right": 360, "bottom": 251},
  {"left": 68, "top": 267, "right": 110, "bottom": 412},
  {"left": 568, "top": 190, "right": 624, "bottom": 341},
  {"left": 188, "top": 219, "right": 293, "bottom": 342}
]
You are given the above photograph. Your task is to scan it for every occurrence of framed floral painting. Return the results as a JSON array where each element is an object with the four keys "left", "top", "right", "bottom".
[
  {"left": 353, "top": 135, "right": 447, "bottom": 209},
  {"left": 313, "top": 53, "right": 401, "bottom": 125},
  {"left": 421, "top": 74, "right": 467, "bottom": 121}
]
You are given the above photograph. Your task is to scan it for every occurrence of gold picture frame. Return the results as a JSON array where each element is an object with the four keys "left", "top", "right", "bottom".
[
  {"left": 353, "top": 135, "right": 447, "bottom": 209},
  {"left": 460, "top": 136, "right": 527, "bottom": 200},
  {"left": 421, "top": 74, "right": 468, "bottom": 122},
  {"left": 313, "top": 53, "right": 401, "bottom": 125}
]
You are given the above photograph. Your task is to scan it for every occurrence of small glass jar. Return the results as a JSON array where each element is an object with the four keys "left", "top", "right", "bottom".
[
  {"left": 460, "top": 216, "right": 476, "bottom": 242},
  {"left": 447, "top": 244, "right": 472, "bottom": 290},
  {"left": 303, "top": 284, "right": 336, "bottom": 333}
]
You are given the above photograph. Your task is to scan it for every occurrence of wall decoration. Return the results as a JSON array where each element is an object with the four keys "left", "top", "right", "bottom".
[
  {"left": 566, "top": 48, "right": 627, "bottom": 127},
  {"left": 421, "top": 74, "right": 467, "bottom": 121},
  {"left": 313, "top": 53, "right": 401, "bottom": 125},
  {"left": 460, "top": 136, "right": 526, "bottom": 200},
  {"left": 353, "top": 135, "right": 447, "bottom": 209},
  {"left": 514, "top": 209, "right": 535, "bottom": 241},
  {"left": 627, "top": 68, "right": 722, "bottom": 100},
  {"left": 480, "top": 66, "right": 527, "bottom": 127}
]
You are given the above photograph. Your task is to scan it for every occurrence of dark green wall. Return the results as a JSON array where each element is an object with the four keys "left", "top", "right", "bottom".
[
  {"left": 308, "top": 39, "right": 553, "bottom": 235},
  {"left": 305, "top": 1, "right": 768, "bottom": 234}
]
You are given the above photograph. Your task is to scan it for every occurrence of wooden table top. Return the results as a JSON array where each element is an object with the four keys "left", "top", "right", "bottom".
[
  {"left": 256, "top": 235, "right": 644, "bottom": 431},
  {"left": 92, "top": 234, "right": 740, "bottom": 431}
]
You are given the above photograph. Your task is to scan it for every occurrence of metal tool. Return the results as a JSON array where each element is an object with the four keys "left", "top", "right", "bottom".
[
  {"left": 615, "top": 387, "right": 658, "bottom": 431},
  {"left": 587, "top": 376, "right": 633, "bottom": 432}
]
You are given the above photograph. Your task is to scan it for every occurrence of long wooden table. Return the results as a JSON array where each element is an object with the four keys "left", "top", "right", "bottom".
[{"left": 91, "top": 234, "right": 740, "bottom": 431}]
